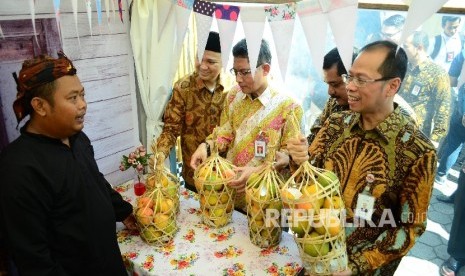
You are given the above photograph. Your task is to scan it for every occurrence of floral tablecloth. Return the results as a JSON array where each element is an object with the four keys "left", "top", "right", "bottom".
[{"left": 115, "top": 182, "right": 303, "bottom": 276}]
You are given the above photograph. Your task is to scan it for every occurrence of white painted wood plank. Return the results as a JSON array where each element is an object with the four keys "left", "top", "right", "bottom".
[
  {"left": 84, "top": 95, "right": 134, "bottom": 141},
  {"left": 91, "top": 130, "right": 134, "bottom": 160},
  {"left": 104, "top": 168, "right": 134, "bottom": 187},
  {"left": 60, "top": 12, "right": 128, "bottom": 39},
  {"left": 63, "top": 33, "right": 130, "bottom": 60},
  {"left": 83, "top": 75, "right": 131, "bottom": 103},
  {"left": 72, "top": 55, "right": 129, "bottom": 81}
]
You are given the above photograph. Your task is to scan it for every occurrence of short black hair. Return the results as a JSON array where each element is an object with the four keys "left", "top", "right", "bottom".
[
  {"left": 323, "top": 47, "right": 358, "bottom": 76},
  {"left": 442, "top": 15, "right": 461, "bottom": 27},
  {"left": 360, "top": 40, "right": 408, "bottom": 82},
  {"left": 232, "top": 38, "right": 272, "bottom": 67}
]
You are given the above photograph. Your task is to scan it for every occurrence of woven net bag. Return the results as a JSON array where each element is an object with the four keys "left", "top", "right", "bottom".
[
  {"left": 193, "top": 140, "right": 236, "bottom": 228},
  {"left": 281, "top": 161, "right": 348, "bottom": 275},
  {"left": 245, "top": 162, "right": 284, "bottom": 248},
  {"left": 133, "top": 149, "right": 180, "bottom": 246}
]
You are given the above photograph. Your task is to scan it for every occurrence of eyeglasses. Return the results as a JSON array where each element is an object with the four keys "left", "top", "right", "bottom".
[
  {"left": 229, "top": 68, "right": 252, "bottom": 77},
  {"left": 341, "top": 74, "right": 394, "bottom": 88}
]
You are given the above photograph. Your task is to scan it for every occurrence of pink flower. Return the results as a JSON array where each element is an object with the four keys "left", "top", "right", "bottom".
[
  {"left": 129, "top": 152, "right": 136, "bottom": 159},
  {"left": 136, "top": 164, "right": 144, "bottom": 172},
  {"left": 138, "top": 146, "right": 146, "bottom": 152},
  {"left": 139, "top": 151, "right": 146, "bottom": 157},
  {"left": 119, "top": 164, "right": 125, "bottom": 171}
]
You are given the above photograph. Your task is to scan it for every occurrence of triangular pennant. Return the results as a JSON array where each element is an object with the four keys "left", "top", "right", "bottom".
[
  {"left": 0, "top": 24, "right": 4, "bottom": 39},
  {"left": 240, "top": 6, "right": 267, "bottom": 77},
  {"left": 398, "top": 0, "right": 448, "bottom": 45},
  {"left": 215, "top": 4, "right": 240, "bottom": 72},
  {"left": 85, "top": 0, "right": 93, "bottom": 36},
  {"left": 71, "top": 0, "right": 81, "bottom": 46},
  {"left": 266, "top": 3, "right": 296, "bottom": 81},
  {"left": 53, "top": 0, "right": 62, "bottom": 42},
  {"left": 111, "top": 0, "right": 116, "bottom": 23},
  {"left": 118, "top": 0, "right": 124, "bottom": 23},
  {"left": 194, "top": 0, "right": 215, "bottom": 62},
  {"left": 327, "top": 0, "right": 358, "bottom": 72},
  {"left": 29, "top": 0, "right": 39, "bottom": 48},
  {"left": 157, "top": 0, "right": 174, "bottom": 41},
  {"left": 96, "top": 0, "right": 102, "bottom": 26},
  {"left": 297, "top": 0, "right": 328, "bottom": 78},
  {"left": 171, "top": 3, "right": 193, "bottom": 79}
]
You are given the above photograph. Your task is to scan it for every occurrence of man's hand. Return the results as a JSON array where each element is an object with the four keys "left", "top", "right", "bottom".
[
  {"left": 274, "top": 151, "right": 290, "bottom": 171},
  {"left": 229, "top": 165, "right": 264, "bottom": 193},
  {"left": 122, "top": 214, "right": 138, "bottom": 231},
  {"left": 156, "top": 152, "right": 166, "bottom": 169},
  {"left": 287, "top": 135, "right": 309, "bottom": 165},
  {"left": 190, "top": 143, "right": 208, "bottom": 170}
]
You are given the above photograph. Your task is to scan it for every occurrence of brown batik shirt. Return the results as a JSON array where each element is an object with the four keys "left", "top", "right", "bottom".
[{"left": 156, "top": 71, "right": 229, "bottom": 188}]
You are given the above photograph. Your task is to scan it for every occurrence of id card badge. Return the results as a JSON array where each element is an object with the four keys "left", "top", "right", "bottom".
[
  {"left": 254, "top": 139, "right": 266, "bottom": 158},
  {"left": 411, "top": 84, "right": 422, "bottom": 96},
  {"left": 446, "top": 51, "right": 455, "bottom": 63},
  {"left": 355, "top": 193, "right": 375, "bottom": 221}
]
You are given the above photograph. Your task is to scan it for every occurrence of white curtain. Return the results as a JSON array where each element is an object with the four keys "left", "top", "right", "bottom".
[{"left": 130, "top": 0, "right": 177, "bottom": 150}]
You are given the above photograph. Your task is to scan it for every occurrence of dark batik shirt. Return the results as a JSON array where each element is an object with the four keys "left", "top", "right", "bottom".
[
  {"left": 309, "top": 106, "right": 436, "bottom": 275},
  {"left": 0, "top": 127, "right": 132, "bottom": 276}
]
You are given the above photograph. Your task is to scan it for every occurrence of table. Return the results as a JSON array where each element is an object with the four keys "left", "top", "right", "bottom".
[{"left": 115, "top": 182, "right": 304, "bottom": 276}]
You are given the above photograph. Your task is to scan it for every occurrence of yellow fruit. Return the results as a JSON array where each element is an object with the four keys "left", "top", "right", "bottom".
[
  {"left": 213, "top": 183, "right": 224, "bottom": 191},
  {"left": 302, "top": 184, "right": 318, "bottom": 197},
  {"left": 222, "top": 168, "right": 235, "bottom": 179},
  {"left": 153, "top": 213, "right": 171, "bottom": 229},
  {"left": 212, "top": 207, "right": 225, "bottom": 217},
  {"left": 282, "top": 188, "right": 302, "bottom": 201},
  {"left": 327, "top": 215, "right": 342, "bottom": 237},
  {"left": 164, "top": 224, "right": 177, "bottom": 235},
  {"left": 318, "top": 171, "right": 338, "bottom": 187},
  {"left": 219, "top": 193, "right": 229, "bottom": 204},
  {"left": 247, "top": 172, "right": 261, "bottom": 187},
  {"left": 249, "top": 204, "right": 263, "bottom": 220},
  {"left": 197, "top": 166, "right": 210, "bottom": 180},
  {"left": 160, "top": 198, "right": 174, "bottom": 214},
  {"left": 207, "top": 194, "right": 219, "bottom": 206},
  {"left": 146, "top": 177, "right": 156, "bottom": 189},
  {"left": 214, "top": 216, "right": 229, "bottom": 227},
  {"left": 323, "top": 196, "right": 343, "bottom": 209}
]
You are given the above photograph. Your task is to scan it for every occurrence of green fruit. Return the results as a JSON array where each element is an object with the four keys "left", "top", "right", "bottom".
[
  {"left": 141, "top": 225, "right": 162, "bottom": 241},
  {"left": 317, "top": 171, "right": 338, "bottom": 187},
  {"left": 303, "top": 232, "right": 329, "bottom": 257}
]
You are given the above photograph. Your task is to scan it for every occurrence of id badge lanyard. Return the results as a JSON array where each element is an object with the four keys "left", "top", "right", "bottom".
[
  {"left": 254, "top": 131, "right": 267, "bottom": 158},
  {"left": 354, "top": 173, "right": 376, "bottom": 221}
]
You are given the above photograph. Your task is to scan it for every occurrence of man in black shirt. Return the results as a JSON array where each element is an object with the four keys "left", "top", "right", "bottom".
[{"left": 0, "top": 52, "right": 137, "bottom": 276}]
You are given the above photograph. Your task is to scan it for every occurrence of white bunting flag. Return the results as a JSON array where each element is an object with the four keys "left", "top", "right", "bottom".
[{"left": 240, "top": 6, "right": 267, "bottom": 77}]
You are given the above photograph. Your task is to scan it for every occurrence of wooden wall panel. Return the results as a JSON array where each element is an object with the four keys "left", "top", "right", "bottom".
[{"left": 0, "top": 0, "right": 139, "bottom": 187}]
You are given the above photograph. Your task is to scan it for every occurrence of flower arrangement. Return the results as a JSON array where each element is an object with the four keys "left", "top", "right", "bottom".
[{"left": 119, "top": 146, "right": 151, "bottom": 183}]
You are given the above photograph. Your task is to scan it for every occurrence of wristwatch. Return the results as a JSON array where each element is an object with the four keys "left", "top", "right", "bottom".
[{"left": 205, "top": 142, "right": 211, "bottom": 157}]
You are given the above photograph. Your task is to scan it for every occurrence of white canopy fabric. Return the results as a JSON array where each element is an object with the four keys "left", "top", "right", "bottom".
[{"left": 130, "top": 0, "right": 178, "bottom": 151}]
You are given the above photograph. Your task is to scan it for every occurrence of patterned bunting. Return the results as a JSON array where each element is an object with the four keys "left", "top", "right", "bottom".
[
  {"left": 28, "top": 0, "right": 39, "bottom": 48},
  {"left": 215, "top": 4, "right": 240, "bottom": 71},
  {"left": 85, "top": 0, "right": 93, "bottom": 36},
  {"left": 96, "top": 0, "right": 102, "bottom": 26},
  {"left": 193, "top": 0, "right": 216, "bottom": 62},
  {"left": 71, "top": 0, "right": 81, "bottom": 46},
  {"left": 265, "top": 3, "right": 296, "bottom": 81}
]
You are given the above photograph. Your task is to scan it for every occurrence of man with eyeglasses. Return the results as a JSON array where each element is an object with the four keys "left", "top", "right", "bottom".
[
  {"left": 366, "top": 14, "right": 405, "bottom": 44},
  {"left": 190, "top": 38, "right": 303, "bottom": 211},
  {"left": 287, "top": 40, "right": 436, "bottom": 275},
  {"left": 155, "top": 32, "right": 232, "bottom": 193},
  {"left": 398, "top": 31, "right": 451, "bottom": 147}
]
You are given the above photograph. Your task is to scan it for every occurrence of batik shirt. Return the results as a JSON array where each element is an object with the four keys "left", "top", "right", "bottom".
[
  {"left": 156, "top": 72, "right": 229, "bottom": 187},
  {"left": 398, "top": 59, "right": 451, "bottom": 142},
  {"left": 210, "top": 86, "right": 303, "bottom": 208},
  {"left": 308, "top": 98, "right": 348, "bottom": 145},
  {"left": 309, "top": 106, "right": 436, "bottom": 275}
]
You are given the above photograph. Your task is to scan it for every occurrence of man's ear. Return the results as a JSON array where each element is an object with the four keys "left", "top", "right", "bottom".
[
  {"left": 386, "top": 78, "right": 401, "bottom": 97},
  {"left": 261, "top": 63, "right": 271, "bottom": 76},
  {"left": 30, "top": 97, "right": 49, "bottom": 117}
]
